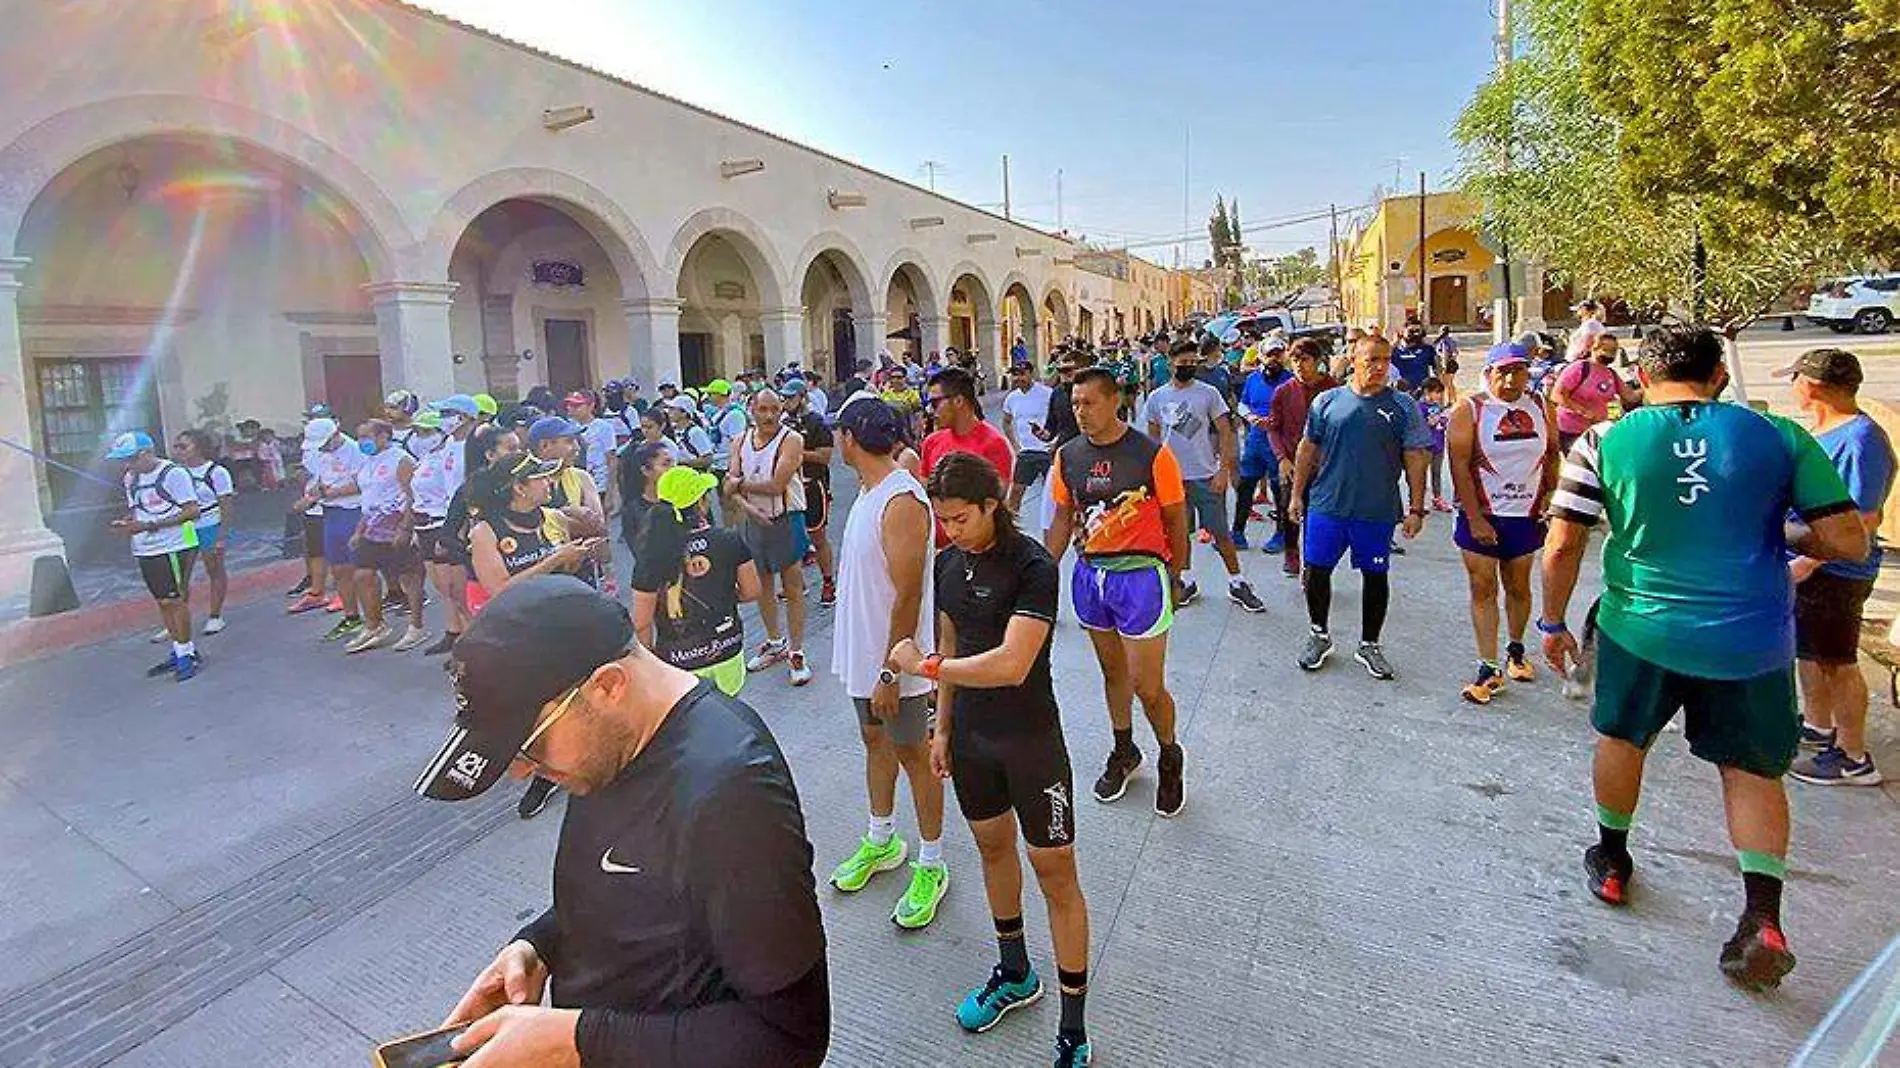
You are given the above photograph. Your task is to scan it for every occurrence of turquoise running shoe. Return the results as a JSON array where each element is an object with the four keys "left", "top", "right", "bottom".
[
  {"left": 955, "top": 964, "right": 1042, "bottom": 1033},
  {"left": 1054, "top": 1032, "right": 1092, "bottom": 1067}
]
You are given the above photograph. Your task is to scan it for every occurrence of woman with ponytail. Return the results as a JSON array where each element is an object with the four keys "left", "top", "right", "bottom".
[{"left": 630, "top": 466, "right": 760, "bottom": 696}]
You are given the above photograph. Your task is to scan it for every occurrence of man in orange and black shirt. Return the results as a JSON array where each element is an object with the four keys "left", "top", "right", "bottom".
[{"left": 1045, "top": 366, "right": 1189, "bottom": 817}]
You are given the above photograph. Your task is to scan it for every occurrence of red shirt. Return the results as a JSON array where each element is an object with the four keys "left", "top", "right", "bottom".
[{"left": 920, "top": 420, "right": 1016, "bottom": 546}]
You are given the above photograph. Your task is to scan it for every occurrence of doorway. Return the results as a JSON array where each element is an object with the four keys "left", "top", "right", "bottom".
[
  {"left": 1429, "top": 275, "right": 1468, "bottom": 327},
  {"left": 321, "top": 352, "right": 383, "bottom": 434},
  {"left": 34, "top": 356, "right": 161, "bottom": 511},
  {"left": 679, "top": 333, "right": 713, "bottom": 386},
  {"left": 830, "top": 309, "right": 855, "bottom": 382},
  {"left": 544, "top": 319, "right": 590, "bottom": 396}
]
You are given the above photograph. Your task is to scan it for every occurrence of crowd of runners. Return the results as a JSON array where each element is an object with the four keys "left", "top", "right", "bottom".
[{"left": 101, "top": 299, "right": 1894, "bottom": 1066}]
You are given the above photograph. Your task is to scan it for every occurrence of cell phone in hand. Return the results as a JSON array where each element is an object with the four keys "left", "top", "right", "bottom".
[{"left": 372, "top": 1025, "right": 466, "bottom": 1068}]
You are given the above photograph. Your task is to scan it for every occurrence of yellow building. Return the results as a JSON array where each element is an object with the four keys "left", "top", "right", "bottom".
[{"left": 1341, "top": 193, "right": 1499, "bottom": 332}]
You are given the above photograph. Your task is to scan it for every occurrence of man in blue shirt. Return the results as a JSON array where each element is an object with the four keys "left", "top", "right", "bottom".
[
  {"left": 1785, "top": 349, "right": 1895, "bottom": 787},
  {"left": 1232, "top": 338, "right": 1293, "bottom": 552},
  {"left": 1390, "top": 323, "right": 1439, "bottom": 393},
  {"left": 1289, "top": 336, "right": 1432, "bottom": 679}
]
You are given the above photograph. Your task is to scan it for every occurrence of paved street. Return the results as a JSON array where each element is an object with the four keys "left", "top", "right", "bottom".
[{"left": 4, "top": 446, "right": 1900, "bottom": 1067}]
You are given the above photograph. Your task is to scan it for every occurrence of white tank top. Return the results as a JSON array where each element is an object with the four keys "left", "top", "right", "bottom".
[
  {"left": 738, "top": 424, "right": 807, "bottom": 517},
  {"left": 1467, "top": 391, "right": 1549, "bottom": 518},
  {"left": 832, "top": 466, "right": 934, "bottom": 700}
]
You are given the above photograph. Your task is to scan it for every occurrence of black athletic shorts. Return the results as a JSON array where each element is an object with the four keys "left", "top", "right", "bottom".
[
  {"left": 301, "top": 513, "right": 324, "bottom": 558},
  {"left": 803, "top": 478, "right": 831, "bottom": 533},
  {"left": 138, "top": 549, "right": 197, "bottom": 601},
  {"left": 1795, "top": 571, "right": 1875, "bottom": 665},
  {"left": 951, "top": 726, "right": 1075, "bottom": 849},
  {"left": 413, "top": 519, "right": 450, "bottom": 564},
  {"left": 356, "top": 537, "right": 422, "bottom": 578},
  {"left": 1012, "top": 450, "right": 1053, "bottom": 489}
]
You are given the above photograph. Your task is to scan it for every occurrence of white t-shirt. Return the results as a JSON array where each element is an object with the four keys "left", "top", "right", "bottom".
[
  {"left": 807, "top": 387, "right": 830, "bottom": 417},
  {"left": 709, "top": 406, "right": 749, "bottom": 471},
  {"left": 300, "top": 442, "right": 324, "bottom": 517},
  {"left": 313, "top": 439, "right": 367, "bottom": 509},
  {"left": 1565, "top": 317, "right": 1607, "bottom": 361},
  {"left": 184, "top": 461, "right": 234, "bottom": 527},
  {"left": 410, "top": 434, "right": 463, "bottom": 518},
  {"left": 124, "top": 462, "right": 199, "bottom": 557},
  {"left": 1001, "top": 383, "right": 1055, "bottom": 453},
  {"left": 357, "top": 446, "right": 413, "bottom": 541},
  {"left": 577, "top": 417, "right": 618, "bottom": 493},
  {"left": 832, "top": 467, "right": 934, "bottom": 699}
]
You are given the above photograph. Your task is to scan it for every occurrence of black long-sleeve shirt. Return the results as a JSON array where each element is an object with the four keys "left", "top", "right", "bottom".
[{"left": 512, "top": 682, "right": 829, "bottom": 1068}]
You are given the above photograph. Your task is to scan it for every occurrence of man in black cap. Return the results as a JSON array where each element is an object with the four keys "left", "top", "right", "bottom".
[{"left": 416, "top": 575, "right": 829, "bottom": 1067}]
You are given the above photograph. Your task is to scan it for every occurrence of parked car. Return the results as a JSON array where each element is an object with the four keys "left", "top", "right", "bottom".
[{"left": 1807, "top": 273, "right": 1900, "bottom": 334}]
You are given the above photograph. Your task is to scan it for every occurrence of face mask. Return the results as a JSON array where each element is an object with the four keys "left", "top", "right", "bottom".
[
  {"left": 1172, "top": 365, "right": 1197, "bottom": 383},
  {"left": 439, "top": 413, "right": 465, "bottom": 434},
  {"left": 359, "top": 440, "right": 379, "bottom": 456}
]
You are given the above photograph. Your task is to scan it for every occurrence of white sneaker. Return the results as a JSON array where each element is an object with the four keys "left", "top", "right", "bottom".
[
  {"left": 345, "top": 623, "right": 393, "bottom": 654},
  {"left": 149, "top": 628, "right": 170, "bottom": 643},
  {"left": 391, "top": 625, "right": 430, "bottom": 652},
  {"left": 747, "top": 638, "right": 789, "bottom": 672},
  {"left": 788, "top": 650, "right": 813, "bottom": 686},
  {"left": 202, "top": 617, "right": 227, "bottom": 635}
]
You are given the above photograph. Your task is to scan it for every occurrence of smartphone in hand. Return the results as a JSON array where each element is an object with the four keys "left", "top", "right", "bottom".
[{"left": 373, "top": 1026, "right": 466, "bottom": 1068}]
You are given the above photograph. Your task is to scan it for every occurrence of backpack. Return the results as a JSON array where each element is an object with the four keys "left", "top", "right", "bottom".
[{"left": 129, "top": 461, "right": 187, "bottom": 515}]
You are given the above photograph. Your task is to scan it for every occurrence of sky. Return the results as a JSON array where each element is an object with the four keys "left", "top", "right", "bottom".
[{"left": 415, "top": 0, "right": 1498, "bottom": 266}]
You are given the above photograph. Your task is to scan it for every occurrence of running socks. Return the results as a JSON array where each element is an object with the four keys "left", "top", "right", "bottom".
[
  {"left": 1738, "top": 851, "right": 1787, "bottom": 925},
  {"left": 1058, "top": 967, "right": 1089, "bottom": 1041},
  {"left": 1304, "top": 565, "right": 1334, "bottom": 631},
  {"left": 995, "top": 915, "right": 1030, "bottom": 980},
  {"left": 1596, "top": 804, "right": 1633, "bottom": 863},
  {"left": 917, "top": 837, "right": 944, "bottom": 867},
  {"left": 172, "top": 640, "right": 196, "bottom": 659},
  {"left": 869, "top": 813, "right": 896, "bottom": 846},
  {"left": 1111, "top": 727, "right": 1135, "bottom": 756},
  {"left": 1362, "top": 571, "right": 1390, "bottom": 643}
]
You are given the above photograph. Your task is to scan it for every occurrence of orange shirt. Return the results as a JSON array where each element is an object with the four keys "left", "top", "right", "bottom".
[{"left": 1051, "top": 427, "right": 1185, "bottom": 565}]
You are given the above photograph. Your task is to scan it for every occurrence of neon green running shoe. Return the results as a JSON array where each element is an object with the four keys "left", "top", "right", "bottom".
[
  {"left": 830, "top": 835, "right": 907, "bottom": 893},
  {"left": 891, "top": 861, "right": 949, "bottom": 930}
]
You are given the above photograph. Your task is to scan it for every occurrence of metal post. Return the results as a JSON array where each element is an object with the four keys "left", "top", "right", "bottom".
[
  {"left": 1418, "top": 171, "right": 1429, "bottom": 328},
  {"left": 1002, "top": 154, "right": 1011, "bottom": 221},
  {"left": 1056, "top": 168, "right": 1064, "bottom": 232}
]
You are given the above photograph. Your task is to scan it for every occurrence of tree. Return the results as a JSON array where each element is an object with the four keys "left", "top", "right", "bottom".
[
  {"left": 1453, "top": 0, "right": 1851, "bottom": 334},
  {"left": 1580, "top": 0, "right": 1900, "bottom": 257}
]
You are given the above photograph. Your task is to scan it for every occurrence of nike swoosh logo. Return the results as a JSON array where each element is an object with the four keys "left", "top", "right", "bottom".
[{"left": 599, "top": 849, "right": 642, "bottom": 874}]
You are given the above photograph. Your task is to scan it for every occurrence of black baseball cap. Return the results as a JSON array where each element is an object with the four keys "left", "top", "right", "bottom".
[
  {"left": 414, "top": 576, "right": 635, "bottom": 802},
  {"left": 1776, "top": 348, "right": 1863, "bottom": 389},
  {"left": 835, "top": 395, "right": 906, "bottom": 454}
]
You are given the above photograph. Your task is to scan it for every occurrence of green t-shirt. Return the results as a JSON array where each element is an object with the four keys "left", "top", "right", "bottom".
[{"left": 1549, "top": 401, "right": 1853, "bottom": 680}]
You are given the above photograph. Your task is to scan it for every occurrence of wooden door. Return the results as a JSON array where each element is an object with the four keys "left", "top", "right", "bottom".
[
  {"left": 321, "top": 353, "right": 383, "bottom": 435},
  {"left": 679, "top": 333, "right": 712, "bottom": 386},
  {"left": 1429, "top": 275, "right": 1468, "bottom": 326},
  {"left": 545, "top": 319, "right": 590, "bottom": 395}
]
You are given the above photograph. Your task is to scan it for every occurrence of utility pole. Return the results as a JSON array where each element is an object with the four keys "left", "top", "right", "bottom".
[
  {"left": 1418, "top": 171, "right": 1429, "bottom": 328},
  {"left": 921, "top": 160, "right": 942, "bottom": 192},
  {"left": 1493, "top": 0, "right": 1514, "bottom": 340},
  {"left": 1056, "top": 168, "right": 1064, "bottom": 233},
  {"left": 1181, "top": 127, "right": 1192, "bottom": 268},
  {"left": 1002, "top": 154, "right": 1011, "bottom": 221},
  {"left": 1329, "top": 202, "right": 1342, "bottom": 318}
]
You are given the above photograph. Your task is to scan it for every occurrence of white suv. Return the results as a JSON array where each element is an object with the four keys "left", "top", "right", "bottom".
[{"left": 1808, "top": 273, "right": 1900, "bottom": 334}]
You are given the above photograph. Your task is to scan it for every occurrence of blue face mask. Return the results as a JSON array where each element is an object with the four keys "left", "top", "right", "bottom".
[{"left": 359, "top": 440, "right": 379, "bottom": 456}]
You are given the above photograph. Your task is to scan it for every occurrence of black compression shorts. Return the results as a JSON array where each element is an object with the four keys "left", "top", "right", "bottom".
[{"left": 951, "top": 727, "right": 1075, "bottom": 849}]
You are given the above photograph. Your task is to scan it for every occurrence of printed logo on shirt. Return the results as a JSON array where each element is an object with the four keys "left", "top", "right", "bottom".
[
  {"left": 448, "top": 751, "right": 487, "bottom": 790},
  {"left": 1495, "top": 408, "right": 1540, "bottom": 442},
  {"left": 599, "top": 849, "right": 643, "bottom": 875},
  {"left": 1675, "top": 438, "right": 1711, "bottom": 505}
]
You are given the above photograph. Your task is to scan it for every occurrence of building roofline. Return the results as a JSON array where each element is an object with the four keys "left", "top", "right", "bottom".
[{"left": 384, "top": 0, "right": 1071, "bottom": 253}]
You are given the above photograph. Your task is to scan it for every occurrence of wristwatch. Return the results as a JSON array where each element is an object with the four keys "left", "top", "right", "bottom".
[
  {"left": 1535, "top": 618, "right": 1569, "bottom": 635},
  {"left": 877, "top": 667, "right": 900, "bottom": 687}
]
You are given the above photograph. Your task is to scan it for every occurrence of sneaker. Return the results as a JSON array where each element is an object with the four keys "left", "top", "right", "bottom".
[
  {"left": 1297, "top": 629, "right": 1334, "bottom": 671},
  {"left": 344, "top": 623, "right": 393, "bottom": 654},
  {"left": 173, "top": 652, "right": 201, "bottom": 682},
  {"left": 1155, "top": 744, "right": 1186, "bottom": 818},
  {"left": 1262, "top": 530, "right": 1285, "bottom": 555},
  {"left": 747, "top": 638, "right": 789, "bottom": 672},
  {"left": 148, "top": 627, "right": 170, "bottom": 644},
  {"left": 1389, "top": 542, "right": 1406, "bottom": 556},
  {"left": 517, "top": 778, "right": 560, "bottom": 819},
  {"left": 1282, "top": 556, "right": 1301, "bottom": 578},
  {"left": 321, "top": 616, "right": 363, "bottom": 642},
  {"left": 891, "top": 861, "right": 949, "bottom": 930},
  {"left": 1228, "top": 580, "right": 1266, "bottom": 614},
  {"left": 286, "top": 576, "right": 311, "bottom": 597},
  {"left": 423, "top": 631, "right": 459, "bottom": 656},
  {"left": 1092, "top": 745, "right": 1143, "bottom": 803},
  {"left": 392, "top": 625, "right": 431, "bottom": 653},
  {"left": 202, "top": 617, "right": 226, "bottom": 635},
  {"left": 1583, "top": 844, "right": 1633, "bottom": 906},
  {"left": 1720, "top": 913, "right": 1796, "bottom": 991},
  {"left": 1461, "top": 662, "right": 1504, "bottom": 705},
  {"left": 788, "top": 651, "right": 813, "bottom": 686},
  {"left": 955, "top": 964, "right": 1044, "bottom": 1033},
  {"left": 1354, "top": 642, "right": 1395, "bottom": 680},
  {"left": 1174, "top": 578, "right": 1200, "bottom": 608},
  {"left": 1790, "top": 746, "right": 1882, "bottom": 786},
  {"left": 1054, "top": 1033, "right": 1093, "bottom": 1068},
  {"left": 819, "top": 578, "right": 837, "bottom": 607},
  {"left": 1505, "top": 643, "right": 1535, "bottom": 682},
  {"left": 830, "top": 835, "right": 908, "bottom": 892},
  {"left": 287, "top": 593, "right": 327, "bottom": 614},
  {"left": 1797, "top": 722, "right": 1838, "bottom": 752},
  {"left": 1231, "top": 530, "right": 1250, "bottom": 551},
  {"left": 146, "top": 656, "right": 177, "bottom": 679},
  {"left": 324, "top": 594, "right": 345, "bottom": 613},
  {"left": 1432, "top": 495, "right": 1452, "bottom": 513}
]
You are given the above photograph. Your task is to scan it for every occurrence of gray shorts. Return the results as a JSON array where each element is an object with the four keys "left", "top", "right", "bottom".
[
  {"left": 744, "top": 513, "right": 800, "bottom": 573},
  {"left": 1184, "top": 478, "right": 1226, "bottom": 535},
  {"left": 853, "top": 693, "right": 933, "bottom": 748}
]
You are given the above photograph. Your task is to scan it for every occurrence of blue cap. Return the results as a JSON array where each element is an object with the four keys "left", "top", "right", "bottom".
[
  {"left": 1486, "top": 342, "right": 1530, "bottom": 369},
  {"left": 835, "top": 396, "right": 906, "bottom": 454},
  {"left": 105, "top": 431, "right": 155, "bottom": 459},
  {"left": 526, "top": 416, "right": 583, "bottom": 445},
  {"left": 432, "top": 393, "right": 479, "bottom": 417}
]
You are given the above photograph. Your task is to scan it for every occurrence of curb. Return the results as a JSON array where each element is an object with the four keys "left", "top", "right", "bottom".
[{"left": 0, "top": 560, "right": 305, "bottom": 671}]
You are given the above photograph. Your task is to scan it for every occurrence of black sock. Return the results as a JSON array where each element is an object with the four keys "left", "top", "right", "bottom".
[
  {"left": 1058, "top": 967, "right": 1088, "bottom": 1039},
  {"left": 995, "top": 915, "right": 1029, "bottom": 980},
  {"left": 1598, "top": 824, "right": 1630, "bottom": 862},
  {"left": 343, "top": 614, "right": 360, "bottom": 624},
  {"left": 1112, "top": 727, "right": 1135, "bottom": 756},
  {"left": 1742, "top": 872, "right": 1784, "bottom": 926},
  {"left": 1304, "top": 565, "right": 1334, "bottom": 632},
  {"left": 1506, "top": 640, "right": 1526, "bottom": 662},
  {"left": 1362, "top": 571, "right": 1390, "bottom": 643}
]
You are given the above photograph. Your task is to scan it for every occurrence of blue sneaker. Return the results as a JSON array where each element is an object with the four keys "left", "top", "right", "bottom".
[
  {"left": 1789, "top": 746, "right": 1882, "bottom": 786},
  {"left": 173, "top": 653, "right": 201, "bottom": 682},
  {"left": 955, "top": 964, "right": 1043, "bottom": 1033},
  {"left": 1231, "top": 530, "right": 1250, "bottom": 551},
  {"left": 1797, "top": 722, "right": 1836, "bottom": 752},
  {"left": 1263, "top": 530, "right": 1285, "bottom": 554},
  {"left": 1054, "top": 1032, "right": 1093, "bottom": 1067}
]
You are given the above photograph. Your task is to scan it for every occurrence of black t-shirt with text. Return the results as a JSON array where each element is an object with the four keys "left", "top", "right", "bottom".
[
  {"left": 795, "top": 411, "right": 833, "bottom": 488},
  {"left": 631, "top": 522, "right": 752, "bottom": 670},
  {"left": 933, "top": 531, "right": 1061, "bottom": 737}
]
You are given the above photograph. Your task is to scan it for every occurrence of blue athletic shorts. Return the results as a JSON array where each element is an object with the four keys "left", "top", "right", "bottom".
[
  {"left": 1239, "top": 438, "right": 1275, "bottom": 480},
  {"left": 194, "top": 522, "right": 222, "bottom": 551},
  {"left": 1303, "top": 511, "right": 1395, "bottom": 573},
  {"left": 1071, "top": 557, "right": 1173, "bottom": 639},
  {"left": 322, "top": 507, "right": 360, "bottom": 566},
  {"left": 1453, "top": 513, "right": 1546, "bottom": 561}
]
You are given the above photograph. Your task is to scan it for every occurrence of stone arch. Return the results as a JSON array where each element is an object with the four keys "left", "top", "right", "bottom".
[
  {"left": 0, "top": 94, "right": 406, "bottom": 278},
  {"left": 662, "top": 207, "right": 792, "bottom": 309},
  {"left": 943, "top": 260, "right": 998, "bottom": 325},
  {"left": 790, "top": 231, "right": 875, "bottom": 314},
  {"left": 1040, "top": 284, "right": 1072, "bottom": 336},
  {"left": 998, "top": 271, "right": 1040, "bottom": 366},
  {"left": 877, "top": 249, "right": 942, "bottom": 319},
  {"left": 422, "top": 167, "right": 658, "bottom": 297}
]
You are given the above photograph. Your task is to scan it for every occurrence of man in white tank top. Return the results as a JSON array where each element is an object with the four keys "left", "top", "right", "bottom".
[
  {"left": 1446, "top": 342, "right": 1563, "bottom": 705},
  {"left": 725, "top": 388, "right": 813, "bottom": 685},
  {"left": 826, "top": 396, "right": 950, "bottom": 930}
]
